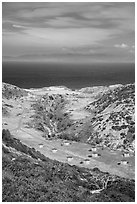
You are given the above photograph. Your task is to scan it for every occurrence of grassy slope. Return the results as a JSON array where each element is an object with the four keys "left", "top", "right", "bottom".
[{"left": 2, "top": 129, "right": 135, "bottom": 202}]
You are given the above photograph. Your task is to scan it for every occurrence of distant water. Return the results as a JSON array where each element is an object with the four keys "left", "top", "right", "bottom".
[{"left": 2, "top": 62, "right": 135, "bottom": 89}]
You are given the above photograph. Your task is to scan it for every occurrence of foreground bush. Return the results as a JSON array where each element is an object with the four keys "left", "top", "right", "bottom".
[{"left": 2, "top": 129, "right": 135, "bottom": 202}]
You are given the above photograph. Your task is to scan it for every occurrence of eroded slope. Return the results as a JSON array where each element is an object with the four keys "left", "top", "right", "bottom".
[{"left": 2, "top": 82, "right": 135, "bottom": 180}]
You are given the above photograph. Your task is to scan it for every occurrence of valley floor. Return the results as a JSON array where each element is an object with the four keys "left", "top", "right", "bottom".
[{"left": 2, "top": 86, "right": 135, "bottom": 180}]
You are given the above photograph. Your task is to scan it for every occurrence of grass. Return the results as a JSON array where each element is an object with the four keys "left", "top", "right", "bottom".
[{"left": 2, "top": 129, "right": 135, "bottom": 202}]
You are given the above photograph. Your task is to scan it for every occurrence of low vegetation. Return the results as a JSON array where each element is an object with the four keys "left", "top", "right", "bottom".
[
  {"left": 2, "top": 83, "right": 28, "bottom": 99},
  {"left": 2, "top": 129, "right": 135, "bottom": 202},
  {"left": 29, "top": 95, "right": 73, "bottom": 138},
  {"left": 86, "top": 84, "right": 135, "bottom": 152}
]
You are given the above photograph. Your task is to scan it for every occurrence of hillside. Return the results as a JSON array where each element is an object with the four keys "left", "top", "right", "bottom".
[
  {"left": 2, "top": 129, "right": 135, "bottom": 202},
  {"left": 2, "top": 82, "right": 135, "bottom": 201},
  {"left": 86, "top": 84, "right": 135, "bottom": 152},
  {"left": 2, "top": 82, "right": 28, "bottom": 99},
  {"left": 2, "top": 82, "right": 135, "bottom": 150}
]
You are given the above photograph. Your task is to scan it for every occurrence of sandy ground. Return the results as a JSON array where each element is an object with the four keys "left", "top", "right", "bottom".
[
  {"left": 2, "top": 87, "right": 135, "bottom": 179},
  {"left": 64, "top": 96, "right": 93, "bottom": 120}
]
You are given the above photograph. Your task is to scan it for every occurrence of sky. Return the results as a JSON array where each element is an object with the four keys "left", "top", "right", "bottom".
[{"left": 2, "top": 2, "right": 135, "bottom": 63}]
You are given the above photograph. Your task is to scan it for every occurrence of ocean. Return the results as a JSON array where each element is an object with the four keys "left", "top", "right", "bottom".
[{"left": 2, "top": 62, "right": 135, "bottom": 89}]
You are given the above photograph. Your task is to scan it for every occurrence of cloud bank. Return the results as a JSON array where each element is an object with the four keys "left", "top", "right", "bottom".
[{"left": 2, "top": 2, "right": 135, "bottom": 63}]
